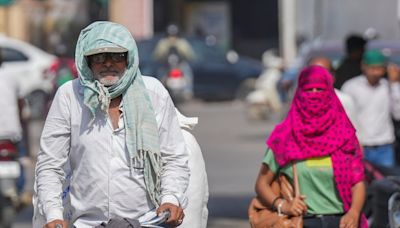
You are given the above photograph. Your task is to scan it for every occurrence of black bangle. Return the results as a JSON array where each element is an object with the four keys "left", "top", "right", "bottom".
[{"left": 271, "top": 196, "right": 282, "bottom": 210}]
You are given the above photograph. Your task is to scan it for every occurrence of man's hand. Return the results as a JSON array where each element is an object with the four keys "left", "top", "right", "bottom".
[
  {"left": 340, "top": 209, "right": 359, "bottom": 228},
  {"left": 44, "top": 219, "right": 68, "bottom": 228},
  {"left": 387, "top": 63, "right": 400, "bottom": 82},
  {"left": 157, "top": 203, "right": 184, "bottom": 227}
]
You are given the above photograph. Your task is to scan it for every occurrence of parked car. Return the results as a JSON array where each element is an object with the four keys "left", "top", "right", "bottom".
[
  {"left": 0, "top": 35, "right": 57, "bottom": 119},
  {"left": 137, "top": 35, "right": 263, "bottom": 101}
]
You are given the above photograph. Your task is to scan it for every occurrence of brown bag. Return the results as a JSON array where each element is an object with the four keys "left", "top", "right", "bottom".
[{"left": 248, "top": 163, "right": 303, "bottom": 228}]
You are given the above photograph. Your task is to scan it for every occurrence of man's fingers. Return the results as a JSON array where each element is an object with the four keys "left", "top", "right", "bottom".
[
  {"left": 175, "top": 208, "right": 184, "bottom": 222},
  {"left": 167, "top": 207, "right": 179, "bottom": 222},
  {"left": 44, "top": 220, "right": 67, "bottom": 228},
  {"left": 157, "top": 203, "right": 185, "bottom": 226}
]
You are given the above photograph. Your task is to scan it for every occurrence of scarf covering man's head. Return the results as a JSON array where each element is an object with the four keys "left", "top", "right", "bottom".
[{"left": 75, "top": 21, "right": 162, "bottom": 206}]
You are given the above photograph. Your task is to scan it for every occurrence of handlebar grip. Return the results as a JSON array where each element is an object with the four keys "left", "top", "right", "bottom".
[{"left": 141, "top": 210, "right": 171, "bottom": 227}]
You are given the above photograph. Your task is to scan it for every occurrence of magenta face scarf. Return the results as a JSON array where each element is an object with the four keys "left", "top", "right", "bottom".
[
  {"left": 268, "top": 65, "right": 355, "bottom": 164},
  {"left": 267, "top": 65, "right": 367, "bottom": 227}
]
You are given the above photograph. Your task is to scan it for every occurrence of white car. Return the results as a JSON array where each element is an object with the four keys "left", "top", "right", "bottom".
[{"left": 0, "top": 34, "right": 56, "bottom": 119}]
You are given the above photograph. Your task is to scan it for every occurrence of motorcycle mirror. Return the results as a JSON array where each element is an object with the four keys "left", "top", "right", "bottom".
[{"left": 226, "top": 50, "right": 239, "bottom": 64}]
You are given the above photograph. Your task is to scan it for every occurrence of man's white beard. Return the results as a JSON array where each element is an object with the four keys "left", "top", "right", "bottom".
[
  {"left": 98, "top": 77, "right": 121, "bottom": 86},
  {"left": 95, "top": 73, "right": 123, "bottom": 86}
]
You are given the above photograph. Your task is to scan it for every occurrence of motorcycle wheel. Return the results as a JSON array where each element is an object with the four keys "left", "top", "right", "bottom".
[
  {"left": 0, "top": 196, "right": 15, "bottom": 228},
  {"left": 235, "top": 78, "right": 256, "bottom": 101}
]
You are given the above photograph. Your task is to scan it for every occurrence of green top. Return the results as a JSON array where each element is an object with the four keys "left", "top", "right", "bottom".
[{"left": 263, "top": 148, "right": 344, "bottom": 215}]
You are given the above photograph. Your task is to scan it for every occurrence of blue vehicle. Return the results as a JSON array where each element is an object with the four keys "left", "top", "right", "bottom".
[{"left": 137, "top": 35, "right": 263, "bottom": 101}]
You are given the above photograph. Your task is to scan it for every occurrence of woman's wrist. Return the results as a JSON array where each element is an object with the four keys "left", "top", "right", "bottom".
[
  {"left": 277, "top": 199, "right": 286, "bottom": 216},
  {"left": 347, "top": 207, "right": 360, "bottom": 216},
  {"left": 271, "top": 196, "right": 283, "bottom": 210}
]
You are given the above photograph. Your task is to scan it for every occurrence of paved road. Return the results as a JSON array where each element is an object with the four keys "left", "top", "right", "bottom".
[
  {"left": 179, "top": 100, "right": 277, "bottom": 227},
  {"left": 13, "top": 100, "right": 278, "bottom": 228}
]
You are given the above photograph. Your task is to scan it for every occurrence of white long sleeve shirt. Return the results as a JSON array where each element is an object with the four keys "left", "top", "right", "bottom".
[
  {"left": 34, "top": 76, "right": 189, "bottom": 227},
  {"left": 335, "top": 89, "right": 360, "bottom": 135},
  {"left": 341, "top": 76, "right": 400, "bottom": 146}
]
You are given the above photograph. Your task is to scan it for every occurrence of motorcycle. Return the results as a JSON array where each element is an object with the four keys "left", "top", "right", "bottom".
[
  {"left": 160, "top": 51, "right": 193, "bottom": 105},
  {"left": 245, "top": 50, "right": 284, "bottom": 121},
  {"left": 389, "top": 191, "right": 400, "bottom": 228},
  {"left": 363, "top": 160, "right": 400, "bottom": 227},
  {"left": 0, "top": 140, "right": 21, "bottom": 228}
]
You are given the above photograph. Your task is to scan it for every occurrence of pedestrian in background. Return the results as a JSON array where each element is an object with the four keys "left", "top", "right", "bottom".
[
  {"left": 246, "top": 49, "right": 284, "bottom": 120},
  {"left": 335, "top": 34, "right": 367, "bottom": 89},
  {"left": 175, "top": 109, "right": 209, "bottom": 228},
  {"left": 34, "top": 21, "right": 189, "bottom": 228},
  {"left": 0, "top": 48, "right": 32, "bottom": 208},
  {"left": 342, "top": 50, "right": 400, "bottom": 167},
  {"left": 255, "top": 65, "right": 367, "bottom": 228},
  {"left": 308, "top": 56, "right": 359, "bottom": 129},
  {"left": 153, "top": 24, "right": 196, "bottom": 63}
]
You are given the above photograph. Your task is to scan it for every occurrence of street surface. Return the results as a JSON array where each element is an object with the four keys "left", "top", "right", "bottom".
[{"left": 13, "top": 100, "right": 278, "bottom": 228}]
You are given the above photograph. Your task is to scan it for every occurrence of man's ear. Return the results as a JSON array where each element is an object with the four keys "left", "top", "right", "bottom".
[{"left": 361, "top": 63, "right": 367, "bottom": 73}]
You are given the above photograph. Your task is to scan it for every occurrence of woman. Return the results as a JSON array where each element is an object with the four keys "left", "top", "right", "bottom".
[{"left": 255, "top": 65, "right": 367, "bottom": 228}]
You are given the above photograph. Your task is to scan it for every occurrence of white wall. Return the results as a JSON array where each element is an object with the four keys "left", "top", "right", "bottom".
[{"left": 296, "top": 0, "right": 400, "bottom": 41}]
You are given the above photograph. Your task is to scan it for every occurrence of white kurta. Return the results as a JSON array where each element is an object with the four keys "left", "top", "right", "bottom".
[
  {"left": 34, "top": 76, "right": 189, "bottom": 227},
  {"left": 341, "top": 76, "right": 400, "bottom": 146}
]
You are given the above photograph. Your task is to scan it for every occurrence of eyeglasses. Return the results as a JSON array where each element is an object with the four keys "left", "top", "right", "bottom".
[{"left": 87, "top": 52, "right": 127, "bottom": 64}]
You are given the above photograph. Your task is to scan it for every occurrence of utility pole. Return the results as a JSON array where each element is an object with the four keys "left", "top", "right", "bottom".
[{"left": 279, "top": 0, "right": 297, "bottom": 66}]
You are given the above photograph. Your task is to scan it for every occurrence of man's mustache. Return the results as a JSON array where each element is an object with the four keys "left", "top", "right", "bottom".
[{"left": 99, "top": 70, "right": 119, "bottom": 75}]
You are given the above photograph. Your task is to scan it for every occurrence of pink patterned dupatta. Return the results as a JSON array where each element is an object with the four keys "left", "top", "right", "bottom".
[{"left": 267, "top": 66, "right": 367, "bottom": 227}]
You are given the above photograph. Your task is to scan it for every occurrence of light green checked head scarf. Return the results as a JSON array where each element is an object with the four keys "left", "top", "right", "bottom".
[{"left": 75, "top": 21, "right": 162, "bottom": 206}]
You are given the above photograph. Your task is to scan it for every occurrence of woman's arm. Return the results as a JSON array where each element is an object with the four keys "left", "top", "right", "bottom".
[
  {"left": 255, "top": 164, "right": 278, "bottom": 207},
  {"left": 255, "top": 164, "right": 307, "bottom": 216},
  {"left": 340, "top": 181, "right": 366, "bottom": 228}
]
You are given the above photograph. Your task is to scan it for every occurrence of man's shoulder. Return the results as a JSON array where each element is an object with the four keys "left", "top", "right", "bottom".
[
  {"left": 56, "top": 78, "right": 80, "bottom": 96},
  {"left": 142, "top": 75, "right": 162, "bottom": 85},
  {"left": 342, "top": 75, "right": 364, "bottom": 89},
  {"left": 142, "top": 76, "right": 169, "bottom": 98},
  {"left": 335, "top": 89, "right": 354, "bottom": 104}
]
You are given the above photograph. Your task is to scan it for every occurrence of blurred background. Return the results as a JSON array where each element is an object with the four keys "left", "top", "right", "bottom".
[{"left": 2, "top": 0, "right": 400, "bottom": 227}]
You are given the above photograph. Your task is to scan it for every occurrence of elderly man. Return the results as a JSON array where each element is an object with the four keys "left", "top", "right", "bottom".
[{"left": 34, "top": 21, "right": 189, "bottom": 228}]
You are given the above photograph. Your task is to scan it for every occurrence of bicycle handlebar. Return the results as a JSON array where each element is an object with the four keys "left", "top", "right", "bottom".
[{"left": 140, "top": 210, "right": 171, "bottom": 228}]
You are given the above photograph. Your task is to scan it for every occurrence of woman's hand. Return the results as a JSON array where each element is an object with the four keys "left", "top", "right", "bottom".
[
  {"left": 340, "top": 181, "right": 365, "bottom": 228},
  {"left": 281, "top": 195, "right": 307, "bottom": 216},
  {"left": 340, "top": 208, "right": 360, "bottom": 228}
]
